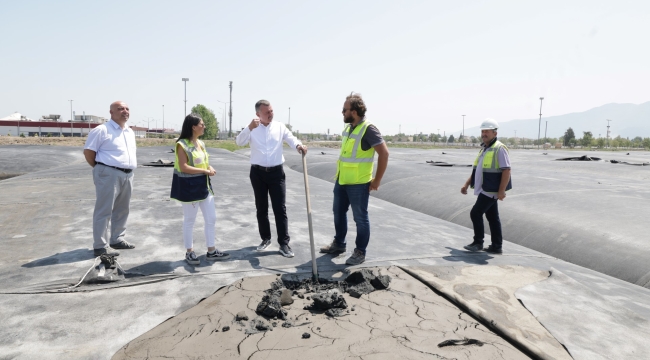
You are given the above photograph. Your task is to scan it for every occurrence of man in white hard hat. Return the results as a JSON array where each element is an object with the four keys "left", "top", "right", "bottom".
[{"left": 460, "top": 118, "right": 512, "bottom": 254}]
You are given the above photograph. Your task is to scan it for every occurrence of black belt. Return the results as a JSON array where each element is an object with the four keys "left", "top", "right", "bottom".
[
  {"left": 96, "top": 162, "right": 133, "bottom": 174},
  {"left": 252, "top": 164, "right": 283, "bottom": 172}
]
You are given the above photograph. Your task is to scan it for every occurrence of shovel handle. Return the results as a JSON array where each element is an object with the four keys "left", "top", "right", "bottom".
[{"left": 301, "top": 151, "right": 318, "bottom": 280}]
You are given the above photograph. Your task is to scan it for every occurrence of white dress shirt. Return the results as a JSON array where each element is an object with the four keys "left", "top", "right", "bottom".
[
  {"left": 84, "top": 119, "right": 137, "bottom": 169},
  {"left": 236, "top": 121, "right": 301, "bottom": 167}
]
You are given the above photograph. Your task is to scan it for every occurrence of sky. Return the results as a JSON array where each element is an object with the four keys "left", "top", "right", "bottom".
[{"left": 2, "top": 0, "right": 649, "bottom": 136}]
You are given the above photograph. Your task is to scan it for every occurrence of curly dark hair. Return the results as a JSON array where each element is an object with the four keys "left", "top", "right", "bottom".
[{"left": 346, "top": 92, "right": 367, "bottom": 118}]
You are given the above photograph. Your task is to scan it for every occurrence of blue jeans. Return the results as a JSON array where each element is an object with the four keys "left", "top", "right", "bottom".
[{"left": 333, "top": 181, "right": 371, "bottom": 254}]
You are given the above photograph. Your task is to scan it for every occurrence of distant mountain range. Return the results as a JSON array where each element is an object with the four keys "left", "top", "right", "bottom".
[{"left": 461, "top": 101, "right": 650, "bottom": 139}]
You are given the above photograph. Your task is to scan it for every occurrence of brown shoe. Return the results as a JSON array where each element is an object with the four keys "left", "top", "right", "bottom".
[{"left": 320, "top": 240, "right": 346, "bottom": 254}]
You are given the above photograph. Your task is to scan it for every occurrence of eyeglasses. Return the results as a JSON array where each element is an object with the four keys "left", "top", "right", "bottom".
[{"left": 342, "top": 108, "right": 350, "bottom": 113}]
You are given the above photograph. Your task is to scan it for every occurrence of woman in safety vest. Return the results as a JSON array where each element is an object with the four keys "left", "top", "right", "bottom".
[{"left": 170, "top": 114, "right": 230, "bottom": 265}]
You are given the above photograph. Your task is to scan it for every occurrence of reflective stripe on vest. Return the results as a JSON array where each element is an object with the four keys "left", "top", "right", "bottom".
[
  {"left": 173, "top": 139, "right": 209, "bottom": 178},
  {"left": 336, "top": 120, "right": 375, "bottom": 185}
]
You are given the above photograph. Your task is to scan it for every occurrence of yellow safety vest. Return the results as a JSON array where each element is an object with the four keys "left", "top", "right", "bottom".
[
  {"left": 470, "top": 139, "right": 512, "bottom": 193},
  {"left": 336, "top": 120, "right": 375, "bottom": 185}
]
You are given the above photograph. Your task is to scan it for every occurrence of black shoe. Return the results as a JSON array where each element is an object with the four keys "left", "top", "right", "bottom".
[
  {"left": 463, "top": 243, "right": 483, "bottom": 252},
  {"left": 256, "top": 239, "right": 271, "bottom": 251},
  {"left": 110, "top": 240, "right": 135, "bottom": 249},
  {"left": 279, "top": 244, "right": 295, "bottom": 258},
  {"left": 484, "top": 245, "right": 502, "bottom": 254},
  {"left": 206, "top": 250, "right": 230, "bottom": 261}
]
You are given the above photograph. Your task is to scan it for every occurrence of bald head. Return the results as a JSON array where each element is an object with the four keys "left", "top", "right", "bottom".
[{"left": 110, "top": 101, "right": 130, "bottom": 127}]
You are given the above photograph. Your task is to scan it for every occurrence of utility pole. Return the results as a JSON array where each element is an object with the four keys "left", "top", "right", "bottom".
[
  {"left": 162, "top": 105, "right": 165, "bottom": 134},
  {"left": 288, "top": 107, "right": 291, "bottom": 126},
  {"left": 69, "top": 100, "right": 74, "bottom": 137},
  {"left": 537, "top": 97, "right": 544, "bottom": 149},
  {"left": 182, "top": 78, "right": 189, "bottom": 116},
  {"left": 606, "top": 119, "right": 613, "bottom": 148},
  {"left": 228, "top": 81, "right": 233, "bottom": 138}
]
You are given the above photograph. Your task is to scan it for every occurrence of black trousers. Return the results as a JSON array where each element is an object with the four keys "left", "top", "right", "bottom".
[
  {"left": 469, "top": 193, "right": 503, "bottom": 248},
  {"left": 250, "top": 166, "right": 290, "bottom": 245}
]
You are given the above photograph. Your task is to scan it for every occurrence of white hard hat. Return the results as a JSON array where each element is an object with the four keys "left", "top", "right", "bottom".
[{"left": 480, "top": 118, "right": 499, "bottom": 130}]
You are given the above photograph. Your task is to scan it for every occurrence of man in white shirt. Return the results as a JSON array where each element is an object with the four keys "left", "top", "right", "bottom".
[
  {"left": 236, "top": 100, "right": 307, "bottom": 258},
  {"left": 83, "top": 101, "right": 137, "bottom": 256}
]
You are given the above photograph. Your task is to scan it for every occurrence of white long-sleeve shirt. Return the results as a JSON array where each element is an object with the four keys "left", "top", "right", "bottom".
[{"left": 235, "top": 121, "right": 302, "bottom": 167}]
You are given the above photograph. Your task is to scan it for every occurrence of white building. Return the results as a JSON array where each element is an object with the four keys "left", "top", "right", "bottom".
[
  {"left": 0, "top": 112, "right": 147, "bottom": 137},
  {"left": 0, "top": 112, "right": 36, "bottom": 122}
]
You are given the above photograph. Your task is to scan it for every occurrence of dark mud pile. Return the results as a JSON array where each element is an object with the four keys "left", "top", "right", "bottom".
[{"left": 246, "top": 269, "right": 393, "bottom": 333}]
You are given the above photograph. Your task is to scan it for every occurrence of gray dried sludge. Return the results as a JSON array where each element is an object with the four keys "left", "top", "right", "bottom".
[{"left": 280, "top": 288, "right": 294, "bottom": 305}]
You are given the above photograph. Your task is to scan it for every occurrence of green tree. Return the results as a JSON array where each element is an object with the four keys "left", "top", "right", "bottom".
[
  {"left": 581, "top": 131, "right": 593, "bottom": 148},
  {"left": 191, "top": 104, "right": 219, "bottom": 140},
  {"left": 563, "top": 127, "right": 575, "bottom": 146},
  {"left": 596, "top": 138, "right": 605, "bottom": 148},
  {"left": 448, "top": 134, "right": 455, "bottom": 143},
  {"left": 643, "top": 137, "right": 650, "bottom": 149}
]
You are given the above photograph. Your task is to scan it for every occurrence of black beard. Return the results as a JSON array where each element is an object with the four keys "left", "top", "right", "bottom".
[{"left": 344, "top": 116, "right": 354, "bottom": 123}]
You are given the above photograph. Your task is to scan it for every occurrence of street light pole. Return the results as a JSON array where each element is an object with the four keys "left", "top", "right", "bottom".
[
  {"left": 216, "top": 99, "right": 229, "bottom": 139},
  {"left": 182, "top": 78, "right": 189, "bottom": 116},
  {"left": 537, "top": 97, "right": 544, "bottom": 149},
  {"left": 228, "top": 81, "right": 233, "bottom": 138},
  {"left": 462, "top": 115, "right": 465, "bottom": 138},
  {"left": 69, "top": 100, "right": 74, "bottom": 137},
  {"left": 162, "top": 105, "right": 165, "bottom": 135},
  {"left": 462, "top": 115, "right": 465, "bottom": 146},
  {"left": 544, "top": 120, "right": 548, "bottom": 142}
]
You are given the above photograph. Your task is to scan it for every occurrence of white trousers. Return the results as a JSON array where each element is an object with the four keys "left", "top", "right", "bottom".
[{"left": 182, "top": 194, "right": 216, "bottom": 250}]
